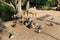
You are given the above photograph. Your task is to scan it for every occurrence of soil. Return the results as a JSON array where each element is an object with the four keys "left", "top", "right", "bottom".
[{"left": 2, "top": 10, "right": 60, "bottom": 40}]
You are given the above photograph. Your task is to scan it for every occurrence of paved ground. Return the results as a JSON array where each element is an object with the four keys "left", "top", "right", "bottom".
[{"left": 2, "top": 10, "right": 60, "bottom": 40}]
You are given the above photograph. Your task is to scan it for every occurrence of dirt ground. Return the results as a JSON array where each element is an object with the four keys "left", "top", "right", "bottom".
[{"left": 2, "top": 10, "right": 60, "bottom": 40}]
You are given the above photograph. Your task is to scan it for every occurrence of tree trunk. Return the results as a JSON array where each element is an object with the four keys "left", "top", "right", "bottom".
[
  {"left": 16, "top": 0, "right": 22, "bottom": 15},
  {"left": 14, "top": 0, "right": 22, "bottom": 16},
  {"left": 26, "top": 1, "right": 30, "bottom": 10}
]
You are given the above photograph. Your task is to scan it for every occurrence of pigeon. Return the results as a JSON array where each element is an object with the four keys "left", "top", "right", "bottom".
[
  {"left": 11, "top": 23, "right": 16, "bottom": 27},
  {"left": 49, "top": 22, "right": 53, "bottom": 26},
  {"left": 9, "top": 33, "right": 15, "bottom": 38},
  {"left": 36, "top": 25, "right": 43, "bottom": 33}
]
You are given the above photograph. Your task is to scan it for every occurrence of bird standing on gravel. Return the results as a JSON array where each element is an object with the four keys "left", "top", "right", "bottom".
[{"left": 36, "top": 25, "right": 43, "bottom": 33}]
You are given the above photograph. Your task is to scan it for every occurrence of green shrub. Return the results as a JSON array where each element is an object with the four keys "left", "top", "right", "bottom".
[
  {"left": 0, "top": 2, "right": 16, "bottom": 21},
  {"left": 29, "top": 0, "right": 57, "bottom": 9}
]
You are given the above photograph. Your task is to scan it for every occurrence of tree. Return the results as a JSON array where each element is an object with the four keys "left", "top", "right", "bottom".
[
  {"left": 0, "top": 0, "right": 57, "bottom": 21},
  {"left": 0, "top": 0, "right": 23, "bottom": 21},
  {"left": 0, "top": 0, "right": 16, "bottom": 21},
  {"left": 29, "top": 0, "right": 57, "bottom": 9}
]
